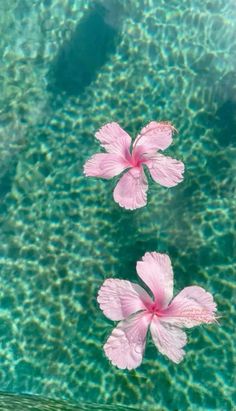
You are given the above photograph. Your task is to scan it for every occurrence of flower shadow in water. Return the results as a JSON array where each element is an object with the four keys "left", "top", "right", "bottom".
[
  {"left": 49, "top": 2, "right": 123, "bottom": 97},
  {"left": 105, "top": 203, "right": 159, "bottom": 281},
  {"left": 215, "top": 100, "right": 236, "bottom": 147}
]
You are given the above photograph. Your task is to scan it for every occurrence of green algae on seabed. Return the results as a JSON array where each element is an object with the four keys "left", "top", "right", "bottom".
[{"left": 0, "top": 392, "right": 139, "bottom": 411}]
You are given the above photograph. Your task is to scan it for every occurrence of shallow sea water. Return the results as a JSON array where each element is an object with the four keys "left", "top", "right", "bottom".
[{"left": 0, "top": 0, "right": 235, "bottom": 410}]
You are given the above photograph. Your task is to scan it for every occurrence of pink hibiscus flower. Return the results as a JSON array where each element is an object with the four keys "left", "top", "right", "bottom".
[
  {"left": 84, "top": 122, "right": 184, "bottom": 210},
  {"left": 97, "top": 252, "right": 217, "bottom": 369}
]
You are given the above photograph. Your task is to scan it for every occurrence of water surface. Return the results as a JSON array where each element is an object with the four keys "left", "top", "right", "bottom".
[{"left": 0, "top": 0, "right": 235, "bottom": 410}]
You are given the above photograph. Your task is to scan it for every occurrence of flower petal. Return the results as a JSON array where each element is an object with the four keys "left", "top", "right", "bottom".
[
  {"left": 95, "top": 122, "right": 132, "bottom": 158},
  {"left": 136, "top": 252, "right": 174, "bottom": 309},
  {"left": 150, "top": 316, "right": 187, "bottom": 363},
  {"left": 104, "top": 312, "right": 151, "bottom": 370},
  {"left": 84, "top": 153, "right": 130, "bottom": 179},
  {"left": 133, "top": 121, "right": 174, "bottom": 157},
  {"left": 113, "top": 167, "right": 148, "bottom": 210},
  {"left": 145, "top": 153, "right": 184, "bottom": 187},
  {"left": 97, "top": 278, "right": 153, "bottom": 321},
  {"left": 162, "top": 286, "right": 217, "bottom": 328}
]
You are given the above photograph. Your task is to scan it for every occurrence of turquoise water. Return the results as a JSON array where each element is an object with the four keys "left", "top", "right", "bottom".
[{"left": 0, "top": 0, "right": 235, "bottom": 410}]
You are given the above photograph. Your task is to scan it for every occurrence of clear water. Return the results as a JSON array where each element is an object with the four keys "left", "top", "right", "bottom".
[{"left": 0, "top": 0, "right": 235, "bottom": 410}]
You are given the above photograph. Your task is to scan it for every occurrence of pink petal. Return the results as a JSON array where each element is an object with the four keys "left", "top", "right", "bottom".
[
  {"left": 97, "top": 278, "right": 153, "bottom": 321},
  {"left": 145, "top": 153, "right": 184, "bottom": 187},
  {"left": 136, "top": 252, "right": 173, "bottom": 309},
  {"left": 162, "top": 286, "right": 217, "bottom": 328},
  {"left": 104, "top": 312, "right": 151, "bottom": 370},
  {"left": 95, "top": 122, "right": 132, "bottom": 158},
  {"left": 84, "top": 153, "right": 130, "bottom": 179},
  {"left": 113, "top": 167, "right": 148, "bottom": 210},
  {"left": 150, "top": 316, "right": 187, "bottom": 363},
  {"left": 132, "top": 121, "right": 174, "bottom": 157}
]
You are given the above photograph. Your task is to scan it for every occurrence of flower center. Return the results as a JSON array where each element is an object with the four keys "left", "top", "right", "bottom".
[
  {"left": 131, "top": 151, "right": 145, "bottom": 168},
  {"left": 147, "top": 302, "right": 163, "bottom": 316}
]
